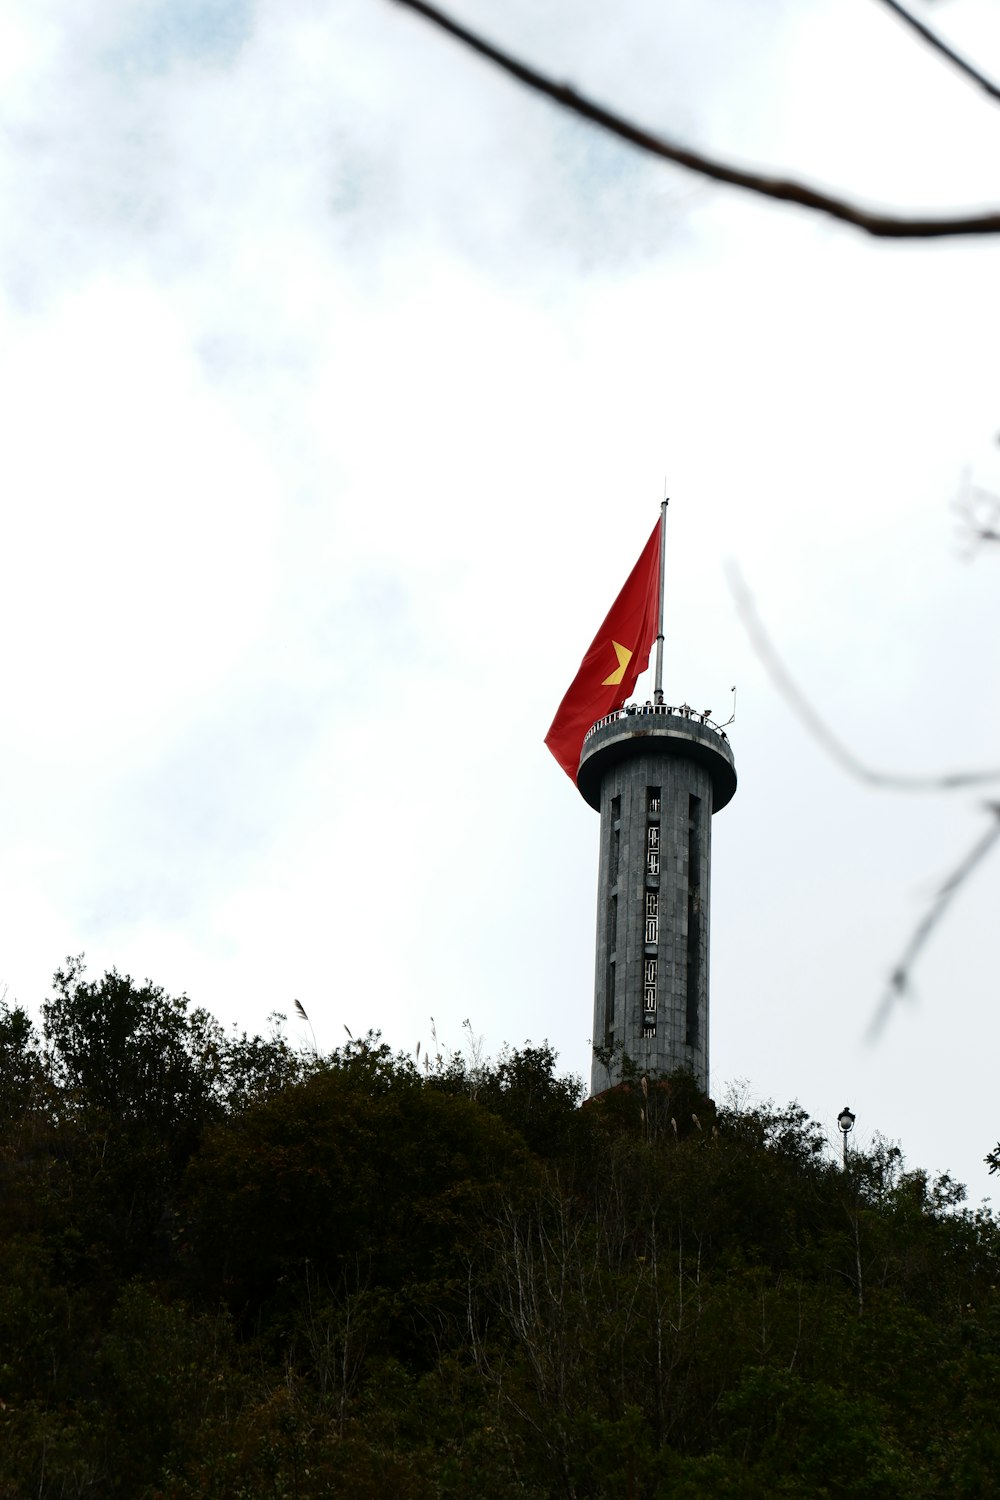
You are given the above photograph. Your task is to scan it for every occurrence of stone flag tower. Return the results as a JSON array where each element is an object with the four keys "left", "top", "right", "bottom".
[
  {"left": 545, "top": 501, "right": 737, "bottom": 1096},
  {"left": 576, "top": 704, "right": 735, "bottom": 1095}
]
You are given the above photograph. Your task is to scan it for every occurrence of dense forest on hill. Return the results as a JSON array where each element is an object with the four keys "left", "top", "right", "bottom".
[{"left": 2, "top": 960, "right": 999, "bottom": 1498}]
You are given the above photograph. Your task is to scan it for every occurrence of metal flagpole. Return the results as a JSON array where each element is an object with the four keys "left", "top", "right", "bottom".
[{"left": 653, "top": 495, "right": 668, "bottom": 705}]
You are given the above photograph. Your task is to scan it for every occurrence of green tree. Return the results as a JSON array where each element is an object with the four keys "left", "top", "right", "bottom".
[
  {"left": 43, "top": 957, "right": 224, "bottom": 1145},
  {"left": 185, "top": 1034, "right": 528, "bottom": 1360},
  {"left": 0, "top": 998, "right": 44, "bottom": 1120}
]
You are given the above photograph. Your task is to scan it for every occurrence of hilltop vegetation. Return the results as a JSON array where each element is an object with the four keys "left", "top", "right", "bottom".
[{"left": 1, "top": 961, "right": 999, "bottom": 1498}]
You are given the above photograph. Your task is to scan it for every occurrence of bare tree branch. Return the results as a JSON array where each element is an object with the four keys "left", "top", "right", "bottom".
[
  {"left": 726, "top": 563, "right": 1000, "bottom": 791},
  {"left": 873, "top": 0, "right": 1000, "bottom": 107},
  {"left": 729, "top": 565, "right": 1000, "bottom": 1035},
  {"left": 869, "top": 804, "right": 1000, "bottom": 1037},
  {"left": 389, "top": 0, "right": 1000, "bottom": 239}
]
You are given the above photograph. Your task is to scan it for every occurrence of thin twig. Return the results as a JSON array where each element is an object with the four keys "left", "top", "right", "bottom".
[
  {"left": 726, "top": 563, "right": 1000, "bottom": 792},
  {"left": 873, "top": 0, "right": 1000, "bottom": 106},
  {"left": 870, "top": 805, "right": 1000, "bottom": 1036},
  {"left": 389, "top": 0, "right": 1000, "bottom": 239}
]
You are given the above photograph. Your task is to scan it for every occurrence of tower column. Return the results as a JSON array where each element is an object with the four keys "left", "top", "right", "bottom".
[{"left": 579, "top": 708, "right": 736, "bottom": 1095}]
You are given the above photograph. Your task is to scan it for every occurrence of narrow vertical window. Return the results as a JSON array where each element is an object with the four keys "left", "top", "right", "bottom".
[
  {"left": 603, "top": 796, "right": 621, "bottom": 1053},
  {"left": 685, "top": 794, "right": 702, "bottom": 1045},
  {"left": 605, "top": 881, "right": 617, "bottom": 1047},
  {"left": 643, "top": 788, "right": 661, "bottom": 1038},
  {"left": 605, "top": 959, "right": 616, "bottom": 1046}
]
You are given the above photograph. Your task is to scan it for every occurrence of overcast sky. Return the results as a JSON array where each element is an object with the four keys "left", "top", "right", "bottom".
[{"left": 2, "top": 0, "right": 1000, "bottom": 1199}]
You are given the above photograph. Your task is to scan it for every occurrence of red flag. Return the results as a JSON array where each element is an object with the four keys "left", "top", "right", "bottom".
[{"left": 545, "top": 519, "right": 661, "bottom": 780}]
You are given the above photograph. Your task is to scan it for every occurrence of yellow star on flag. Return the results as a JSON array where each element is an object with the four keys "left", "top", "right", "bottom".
[{"left": 602, "top": 640, "right": 632, "bottom": 686}]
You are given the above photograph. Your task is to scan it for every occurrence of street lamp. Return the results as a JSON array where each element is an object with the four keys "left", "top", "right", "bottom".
[{"left": 837, "top": 1105, "right": 855, "bottom": 1165}]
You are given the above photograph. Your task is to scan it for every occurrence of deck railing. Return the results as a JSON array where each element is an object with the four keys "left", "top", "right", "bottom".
[{"left": 583, "top": 703, "right": 731, "bottom": 745}]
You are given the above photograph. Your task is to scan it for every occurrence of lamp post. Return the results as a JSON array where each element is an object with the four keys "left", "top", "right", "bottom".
[{"left": 837, "top": 1105, "right": 855, "bottom": 1166}]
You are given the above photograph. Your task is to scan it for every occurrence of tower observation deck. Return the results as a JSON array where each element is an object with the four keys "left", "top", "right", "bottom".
[{"left": 578, "top": 703, "right": 736, "bottom": 1096}]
